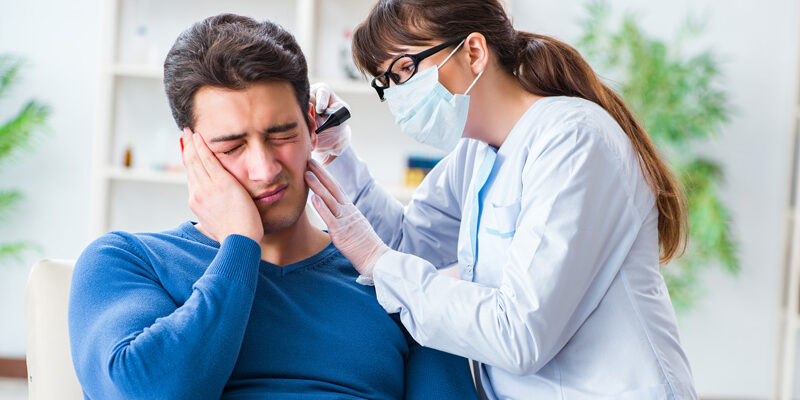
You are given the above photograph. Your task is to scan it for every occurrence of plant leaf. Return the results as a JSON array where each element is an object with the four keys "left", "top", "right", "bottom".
[
  {"left": 0, "top": 190, "right": 22, "bottom": 222},
  {"left": 0, "top": 55, "right": 23, "bottom": 99},
  {"left": 0, "top": 100, "right": 50, "bottom": 164},
  {"left": 0, "top": 240, "right": 40, "bottom": 265}
]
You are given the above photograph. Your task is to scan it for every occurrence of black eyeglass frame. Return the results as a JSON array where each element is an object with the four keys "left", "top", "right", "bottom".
[{"left": 370, "top": 35, "right": 468, "bottom": 101}]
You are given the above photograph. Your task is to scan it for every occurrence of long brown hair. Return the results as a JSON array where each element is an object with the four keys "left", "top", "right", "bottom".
[{"left": 352, "top": 0, "right": 687, "bottom": 263}]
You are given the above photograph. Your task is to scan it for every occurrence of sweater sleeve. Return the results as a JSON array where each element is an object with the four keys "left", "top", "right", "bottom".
[{"left": 68, "top": 232, "right": 261, "bottom": 400}]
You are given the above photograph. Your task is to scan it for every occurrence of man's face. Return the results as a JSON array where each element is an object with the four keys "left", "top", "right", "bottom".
[{"left": 192, "top": 81, "right": 317, "bottom": 234}]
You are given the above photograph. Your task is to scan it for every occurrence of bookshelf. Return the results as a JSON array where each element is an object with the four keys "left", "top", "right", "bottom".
[
  {"left": 775, "top": 108, "right": 800, "bottom": 399},
  {"left": 88, "top": 0, "right": 452, "bottom": 236}
]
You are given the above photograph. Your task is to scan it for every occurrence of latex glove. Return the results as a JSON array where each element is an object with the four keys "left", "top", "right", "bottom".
[
  {"left": 180, "top": 128, "right": 264, "bottom": 244},
  {"left": 304, "top": 159, "right": 388, "bottom": 285},
  {"left": 310, "top": 82, "right": 351, "bottom": 165}
]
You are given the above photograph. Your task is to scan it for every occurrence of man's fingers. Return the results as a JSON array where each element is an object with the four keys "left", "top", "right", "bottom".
[
  {"left": 307, "top": 159, "right": 349, "bottom": 203},
  {"left": 182, "top": 129, "right": 211, "bottom": 185},
  {"left": 181, "top": 131, "right": 201, "bottom": 195},
  {"left": 192, "top": 133, "right": 229, "bottom": 178},
  {"left": 305, "top": 171, "right": 342, "bottom": 218}
]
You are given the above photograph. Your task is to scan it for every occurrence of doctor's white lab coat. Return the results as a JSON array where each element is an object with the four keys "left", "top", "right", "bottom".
[{"left": 325, "top": 96, "right": 698, "bottom": 399}]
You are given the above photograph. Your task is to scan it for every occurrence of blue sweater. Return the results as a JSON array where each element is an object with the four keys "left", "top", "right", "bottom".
[{"left": 68, "top": 222, "right": 478, "bottom": 400}]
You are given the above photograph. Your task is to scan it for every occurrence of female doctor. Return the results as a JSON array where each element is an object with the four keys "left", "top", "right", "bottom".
[{"left": 304, "top": 0, "right": 698, "bottom": 398}]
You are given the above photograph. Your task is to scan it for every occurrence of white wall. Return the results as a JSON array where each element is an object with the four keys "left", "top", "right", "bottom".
[
  {"left": 0, "top": 0, "right": 796, "bottom": 398},
  {"left": 0, "top": 0, "right": 101, "bottom": 356},
  {"left": 512, "top": 0, "right": 798, "bottom": 397}
]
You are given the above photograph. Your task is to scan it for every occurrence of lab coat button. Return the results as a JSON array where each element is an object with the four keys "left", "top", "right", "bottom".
[{"left": 465, "top": 264, "right": 473, "bottom": 273}]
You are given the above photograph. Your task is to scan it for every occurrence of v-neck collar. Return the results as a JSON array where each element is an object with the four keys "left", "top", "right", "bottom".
[{"left": 179, "top": 221, "right": 338, "bottom": 276}]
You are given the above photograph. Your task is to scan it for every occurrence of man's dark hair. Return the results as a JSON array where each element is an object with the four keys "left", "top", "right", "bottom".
[{"left": 163, "top": 13, "right": 310, "bottom": 131}]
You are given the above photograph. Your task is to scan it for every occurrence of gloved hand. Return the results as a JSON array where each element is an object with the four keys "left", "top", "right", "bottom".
[
  {"left": 310, "top": 82, "right": 351, "bottom": 165},
  {"left": 304, "top": 159, "right": 388, "bottom": 285}
]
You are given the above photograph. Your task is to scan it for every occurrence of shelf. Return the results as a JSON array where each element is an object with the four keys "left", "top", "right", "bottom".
[
  {"left": 111, "top": 63, "right": 163, "bottom": 79},
  {"left": 320, "top": 78, "right": 373, "bottom": 95},
  {"left": 103, "top": 166, "right": 416, "bottom": 202},
  {"left": 108, "top": 65, "right": 373, "bottom": 97},
  {"left": 105, "top": 166, "right": 186, "bottom": 185}
]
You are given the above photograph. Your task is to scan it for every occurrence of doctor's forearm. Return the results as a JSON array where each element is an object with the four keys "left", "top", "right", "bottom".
[{"left": 372, "top": 251, "right": 545, "bottom": 375}]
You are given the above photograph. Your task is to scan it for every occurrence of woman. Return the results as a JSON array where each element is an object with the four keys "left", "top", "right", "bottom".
[{"left": 305, "top": 0, "right": 698, "bottom": 398}]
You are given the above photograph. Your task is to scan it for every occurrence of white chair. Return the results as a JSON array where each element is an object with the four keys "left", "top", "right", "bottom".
[{"left": 24, "top": 259, "right": 83, "bottom": 400}]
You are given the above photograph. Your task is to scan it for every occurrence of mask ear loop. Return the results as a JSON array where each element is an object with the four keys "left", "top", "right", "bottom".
[
  {"left": 437, "top": 38, "right": 484, "bottom": 95},
  {"left": 464, "top": 69, "right": 484, "bottom": 95},
  {"left": 437, "top": 39, "right": 466, "bottom": 69}
]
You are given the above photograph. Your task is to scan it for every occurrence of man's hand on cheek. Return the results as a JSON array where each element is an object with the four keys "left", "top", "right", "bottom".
[{"left": 181, "top": 128, "right": 264, "bottom": 244}]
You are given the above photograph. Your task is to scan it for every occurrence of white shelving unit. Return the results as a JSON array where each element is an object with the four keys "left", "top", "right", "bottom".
[
  {"left": 91, "top": 0, "right": 513, "bottom": 236},
  {"left": 775, "top": 107, "right": 800, "bottom": 399},
  {"left": 89, "top": 0, "right": 436, "bottom": 237},
  {"left": 774, "top": 6, "right": 800, "bottom": 394}
]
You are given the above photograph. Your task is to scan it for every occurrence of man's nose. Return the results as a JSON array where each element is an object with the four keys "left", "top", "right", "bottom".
[{"left": 246, "top": 142, "right": 281, "bottom": 183}]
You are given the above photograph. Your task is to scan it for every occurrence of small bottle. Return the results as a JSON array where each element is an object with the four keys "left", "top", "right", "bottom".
[{"left": 123, "top": 145, "right": 133, "bottom": 168}]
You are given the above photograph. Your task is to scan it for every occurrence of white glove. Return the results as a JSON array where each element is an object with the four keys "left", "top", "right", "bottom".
[
  {"left": 304, "top": 159, "right": 388, "bottom": 285},
  {"left": 310, "top": 82, "right": 352, "bottom": 165}
]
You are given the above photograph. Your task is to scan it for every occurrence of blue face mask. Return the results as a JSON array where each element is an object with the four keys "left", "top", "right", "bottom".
[{"left": 383, "top": 40, "right": 484, "bottom": 153}]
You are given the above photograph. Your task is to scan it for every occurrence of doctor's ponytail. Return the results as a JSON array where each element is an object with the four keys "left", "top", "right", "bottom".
[
  {"left": 511, "top": 31, "right": 687, "bottom": 264},
  {"left": 353, "top": 0, "right": 687, "bottom": 264}
]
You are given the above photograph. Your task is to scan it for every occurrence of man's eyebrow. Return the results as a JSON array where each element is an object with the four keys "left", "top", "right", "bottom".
[
  {"left": 209, "top": 133, "right": 247, "bottom": 143},
  {"left": 264, "top": 122, "right": 298, "bottom": 134},
  {"left": 207, "top": 122, "right": 299, "bottom": 143}
]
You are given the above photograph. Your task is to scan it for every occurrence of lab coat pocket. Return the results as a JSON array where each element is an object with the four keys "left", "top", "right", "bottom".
[{"left": 484, "top": 199, "right": 521, "bottom": 239}]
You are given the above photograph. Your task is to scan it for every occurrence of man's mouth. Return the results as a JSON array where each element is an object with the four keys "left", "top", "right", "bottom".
[{"left": 254, "top": 184, "right": 288, "bottom": 206}]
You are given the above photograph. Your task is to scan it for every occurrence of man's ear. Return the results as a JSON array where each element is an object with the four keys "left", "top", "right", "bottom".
[{"left": 308, "top": 103, "right": 318, "bottom": 150}]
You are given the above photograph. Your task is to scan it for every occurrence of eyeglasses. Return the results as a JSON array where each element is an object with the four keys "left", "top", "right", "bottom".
[{"left": 371, "top": 35, "right": 468, "bottom": 101}]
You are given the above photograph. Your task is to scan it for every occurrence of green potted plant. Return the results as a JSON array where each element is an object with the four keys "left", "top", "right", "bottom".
[
  {"left": 578, "top": 1, "right": 739, "bottom": 312},
  {"left": 0, "top": 54, "right": 49, "bottom": 264}
]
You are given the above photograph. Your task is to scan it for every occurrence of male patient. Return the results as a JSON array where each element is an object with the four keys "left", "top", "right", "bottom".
[{"left": 68, "top": 14, "right": 477, "bottom": 400}]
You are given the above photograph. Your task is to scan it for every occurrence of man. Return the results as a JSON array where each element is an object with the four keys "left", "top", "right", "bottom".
[{"left": 68, "top": 14, "right": 478, "bottom": 399}]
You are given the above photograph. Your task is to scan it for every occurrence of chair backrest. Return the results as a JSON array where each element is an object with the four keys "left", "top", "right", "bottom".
[{"left": 25, "top": 259, "right": 83, "bottom": 400}]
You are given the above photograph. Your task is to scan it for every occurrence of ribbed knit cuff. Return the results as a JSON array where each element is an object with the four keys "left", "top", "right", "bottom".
[{"left": 204, "top": 234, "right": 261, "bottom": 292}]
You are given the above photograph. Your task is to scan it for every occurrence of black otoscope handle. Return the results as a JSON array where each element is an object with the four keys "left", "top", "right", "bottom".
[{"left": 315, "top": 107, "right": 351, "bottom": 134}]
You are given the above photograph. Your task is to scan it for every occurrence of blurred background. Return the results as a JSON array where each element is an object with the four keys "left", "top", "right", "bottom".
[{"left": 0, "top": 0, "right": 798, "bottom": 398}]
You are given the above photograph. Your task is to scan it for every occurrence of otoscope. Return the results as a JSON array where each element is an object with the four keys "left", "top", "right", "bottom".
[{"left": 315, "top": 106, "right": 351, "bottom": 134}]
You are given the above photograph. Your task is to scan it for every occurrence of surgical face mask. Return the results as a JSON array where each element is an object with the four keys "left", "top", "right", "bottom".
[{"left": 383, "top": 40, "right": 484, "bottom": 153}]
